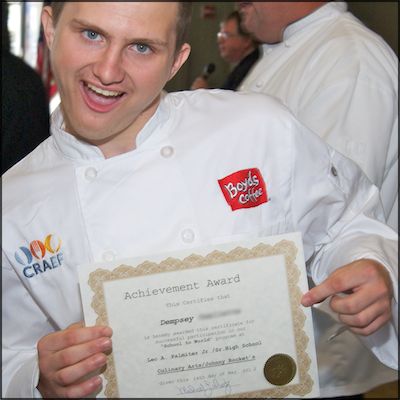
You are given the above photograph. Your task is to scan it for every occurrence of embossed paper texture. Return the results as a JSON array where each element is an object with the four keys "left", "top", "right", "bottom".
[{"left": 78, "top": 232, "right": 319, "bottom": 398}]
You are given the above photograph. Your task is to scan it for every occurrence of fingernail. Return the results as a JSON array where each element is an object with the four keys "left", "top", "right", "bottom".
[
  {"left": 102, "top": 327, "right": 113, "bottom": 336},
  {"left": 99, "top": 337, "right": 112, "bottom": 349},
  {"left": 91, "top": 375, "right": 103, "bottom": 389},
  {"left": 301, "top": 294, "right": 311, "bottom": 307},
  {"left": 93, "top": 353, "right": 107, "bottom": 366}
]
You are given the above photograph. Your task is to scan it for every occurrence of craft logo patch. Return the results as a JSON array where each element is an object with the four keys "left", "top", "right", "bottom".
[
  {"left": 218, "top": 168, "right": 268, "bottom": 211},
  {"left": 14, "top": 234, "right": 64, "bottom": 278}
]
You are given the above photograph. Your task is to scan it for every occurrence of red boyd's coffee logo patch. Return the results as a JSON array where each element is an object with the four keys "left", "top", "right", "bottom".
[{"left": 218, "top": 168, "right": 268, "bottom": 211}]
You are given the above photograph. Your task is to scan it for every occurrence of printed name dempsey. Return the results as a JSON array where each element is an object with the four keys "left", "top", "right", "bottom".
[{"left": 161, "top": 316, "right": 195, "bottom": 325}]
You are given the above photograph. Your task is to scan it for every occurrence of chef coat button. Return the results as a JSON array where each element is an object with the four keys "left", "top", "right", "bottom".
[
  {"left": 161, "top": 146, "right": 174, "bottom": 158},
  {"left": 255, "top": 81, "right": 264, "bottom": 88},
  {"left": 331, "top": 166, "right": 338, "bottom": 177},
  {"left": 85, "top": 167, "right": 98, "bottom": 181},
  {"left": 266, "top": 48, "right": 272, "bottom": 54},
  {"left": 102, "top": 251, "right": 116, "bottom": 262},
  {"left": 181, "top": 229, "right": 195, "bottom": 244}
]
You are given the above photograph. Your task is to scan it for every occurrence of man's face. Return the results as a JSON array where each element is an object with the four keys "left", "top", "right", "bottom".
[
  {"left": 42, "top": 2, "right": 190, "bottom": 156},
  {"left": 238, "top": 2, "right": 291, "bottom": 44},
  {"left": 217, "top": 19, "right": 252, "bottom": 64}
]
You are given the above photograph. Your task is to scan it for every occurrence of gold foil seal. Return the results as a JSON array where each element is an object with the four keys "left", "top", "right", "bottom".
[{"left": 263, "top": 354, "right": 297, "bottom": 386}]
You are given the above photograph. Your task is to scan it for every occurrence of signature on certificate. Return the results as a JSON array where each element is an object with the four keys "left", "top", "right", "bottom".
[{"left": 176, "top": 377, "right": 234, "bottom": 397}]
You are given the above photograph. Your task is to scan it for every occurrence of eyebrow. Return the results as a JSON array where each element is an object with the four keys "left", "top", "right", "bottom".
[{"left": 71, "top": 18, "right": 169, "bottom": 47}]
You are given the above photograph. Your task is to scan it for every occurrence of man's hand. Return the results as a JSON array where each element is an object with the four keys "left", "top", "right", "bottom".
[
  {"left": 190, "top": 76, "right": 209, "bottom": 90},
  {"left": 301, "top": 259, "right": 393, "bottom": 336},
  {"left": 37, "top": 322, "right": 113, "bottom": 398}
]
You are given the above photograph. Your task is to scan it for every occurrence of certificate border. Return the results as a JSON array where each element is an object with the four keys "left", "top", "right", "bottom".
[{"left": 88, "top": 239, "right": 314, "bottom": 398}]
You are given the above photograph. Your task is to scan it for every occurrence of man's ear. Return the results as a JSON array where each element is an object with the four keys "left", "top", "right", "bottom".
[
  {"left": 41, "top": 6, "right": 55, "bottom": 49},
  {"left": 169, "top": 43, "right": 191, "bottom": 81}
]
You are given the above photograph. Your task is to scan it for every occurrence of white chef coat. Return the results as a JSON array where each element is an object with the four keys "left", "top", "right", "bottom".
[
  {"left": 239, "top": 2, "right": 399, "bottom": 395},
  {"left": 2, "top": 90, "right": 398, "bottom": 398},
  {"left": 240, "top": 2, "right": 398, "bottom": 233}
]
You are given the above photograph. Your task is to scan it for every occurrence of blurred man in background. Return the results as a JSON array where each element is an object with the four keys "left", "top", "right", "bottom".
[{"left": 191, "top": 10, "right": 260, "bottom": 90}]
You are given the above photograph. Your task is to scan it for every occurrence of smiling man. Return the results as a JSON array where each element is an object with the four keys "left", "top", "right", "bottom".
[
  {"left": 43, "top": 2, "right": 191, "bottom": 158},
  {"left": 2, "top": 2, "right": 398, "bottom": 399}
]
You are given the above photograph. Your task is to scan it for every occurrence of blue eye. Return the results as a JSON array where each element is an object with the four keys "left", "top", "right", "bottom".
[
  {"left": 83, "top": 30, "right": 101, "bottom": 41},
  {"left": 134, "top": 43, "right": 151, "bottom": 54}
]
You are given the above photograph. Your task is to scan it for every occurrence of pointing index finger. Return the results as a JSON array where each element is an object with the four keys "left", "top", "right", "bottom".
[
  {"left": 301, "top": 280, "right": 337, "bottom": 307},
  {"left": 301, "top": 275, "right": 354, "bottom": 307}
]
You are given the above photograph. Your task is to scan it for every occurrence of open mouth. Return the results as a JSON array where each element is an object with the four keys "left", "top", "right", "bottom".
[
  {"left": 86, "top": 83, "right": 124, "bottom": 98},
  {"left": 81, "top": 81, "right": 126, "bottom": 112}
]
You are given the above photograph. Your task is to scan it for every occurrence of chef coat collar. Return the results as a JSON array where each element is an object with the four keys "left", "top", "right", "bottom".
[
  {"left": 283, "top": 2, "right": 348, "bottom": 43},
  {"left": 262, "top": 1, "right": 348, "bottom": 53},
  {"left": 50, "top": 94, "right": 171, "bottom": 161}
]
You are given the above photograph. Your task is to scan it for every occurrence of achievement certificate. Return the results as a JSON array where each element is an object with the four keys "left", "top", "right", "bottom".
[{"left": 79, "top": 232, "right": 319, "bottom": 398}]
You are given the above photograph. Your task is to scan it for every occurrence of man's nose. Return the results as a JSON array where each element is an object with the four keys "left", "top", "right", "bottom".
[{"left": 92, "top": 47, "right": 125, "bottom": 85}]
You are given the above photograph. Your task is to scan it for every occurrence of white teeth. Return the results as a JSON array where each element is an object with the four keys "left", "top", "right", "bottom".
[{"left": 87, "top": 83, "right": 122, "bottom": 97}]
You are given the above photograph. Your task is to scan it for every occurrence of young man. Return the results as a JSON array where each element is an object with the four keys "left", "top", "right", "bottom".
[
  {"left": 191, "top": 10, "right": 259, "bottom": 90},
  {"left": 238, "top": 2, "right": 398, "bottom": 398},
  {"left": 2, "top": 2, "right": 398, "bottom": 399}
]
